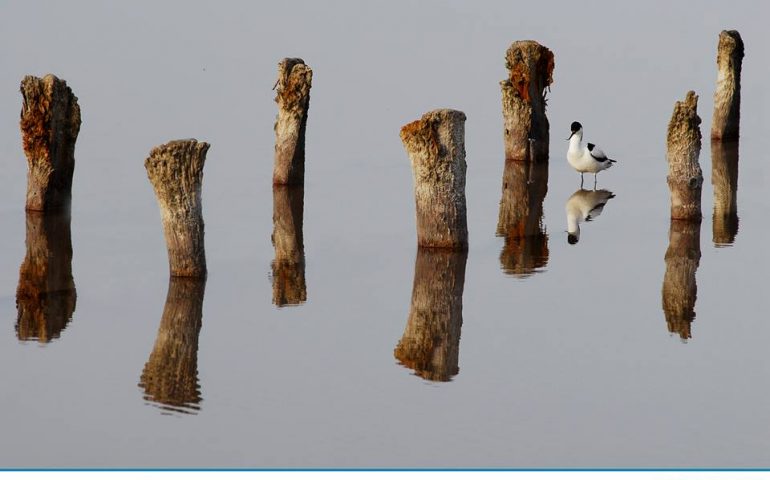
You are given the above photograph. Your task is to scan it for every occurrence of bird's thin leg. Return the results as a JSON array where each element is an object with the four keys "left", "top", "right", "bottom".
[
  {"left": 594, "top": 174, "right": 598, "bottom": 190},
  {"left": 580, "top": 173, "right": 584, "bottom": 188}
]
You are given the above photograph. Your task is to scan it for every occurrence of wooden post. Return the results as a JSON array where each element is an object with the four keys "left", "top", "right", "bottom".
[
  {"left": 666, "top": 91, "right": 703, "bottom": 220},
  {"left": 500, "top": 41, "right": 554, "bottom": 162},
  {"left": 712, "top": 140, "right": 740, "bottom": 246},
  {"left": 394, "top": 248, "right": 467, "bottom": 382},
  {"left": 139, "top": 277, "right": 205, "bottom": 414},
  {"left": 400, "top": 109, "right": 468, "bottom": 249},
  {"left": 145, "top": 139, "right": 209, "bottom": 278},
  {"left": 273, "top": 58, "right": 313, "bottom": 185},
  {"left": 496, "top": 161, "right": 549, "bottom": 277},
  {"left": 711, "top": 30, "right": 744, "bottom": 141},
  {"left": 271, "top": 186, "right": 307, "bottom": 306},
  {"left": 661, "top": 219, "right": 701, "bottom": 341},
  {"left": 19, "top": 74, "right": 81, "bottom": 211},
  {"left": 15, "top": 211, "right": 76, "bottom": 343}
]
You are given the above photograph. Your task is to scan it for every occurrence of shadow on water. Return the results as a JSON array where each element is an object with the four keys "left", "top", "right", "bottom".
[
  {"left": 139, "top": 277, "right": 206, "bottom": 415},
  {"left": 271, "top": 185, "right": 307, "bottom": 307},
  {"left": 15, "top": 211, "right": 76, "bottom": 343},
  {"left": 496, "top": 160, "right": 549, "bottom": 277},
  {"left": 662, "top": 219, "right": 702, "bottom": 342},
  {"left": 712, "top": 140, "right": 740, "bottom": 247},
  {"left": 394, "top": 248, "right": 467, "bottom": 382},
  {"left": 564, "top": 188, "right": 616, "bottom": 245}
]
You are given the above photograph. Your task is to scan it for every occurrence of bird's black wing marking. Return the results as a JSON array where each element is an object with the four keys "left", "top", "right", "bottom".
[{"left": 587, "top": 143, "right": 610, "bottom": 162}]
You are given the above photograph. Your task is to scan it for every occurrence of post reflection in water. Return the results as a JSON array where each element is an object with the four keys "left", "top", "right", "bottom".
[
  {"left": 564, "top": 188, "right": 615, "bottom": 245},
  {"left": 662, "top": 219, "right": 702, "bottom": 341},
  {"left": 139, "top": 277, "right": 206, "bottom": 415},
  {"left": 271, "top": 185, "right": 306, "bottom": 307},
  {"left": 15, "top": 211, "right": 77, "bottom": 343},
  {"left": 394, "top": 248, "right": 467, "bottom": 382},
  {"left": 712, "top": 140, "right": 740, "bottom": 246},
  {"left": 496, "top": 160, "right": 549, "bottom": 277}
]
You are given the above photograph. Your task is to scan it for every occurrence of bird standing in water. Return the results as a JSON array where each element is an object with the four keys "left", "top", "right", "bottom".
[
  {"left": 565, "top": 188, "right": 616, "bottom": 244},
  {"left": 567, "top": 121, "right": 616, "bottom": 188}
]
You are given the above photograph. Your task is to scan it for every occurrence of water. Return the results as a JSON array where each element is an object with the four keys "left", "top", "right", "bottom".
[{"left": 1, "top": 0, "right": 769, "bottom": 468}]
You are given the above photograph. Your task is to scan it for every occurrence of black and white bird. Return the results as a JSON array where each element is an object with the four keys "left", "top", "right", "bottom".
[
  {"left": 565, "top": 188, "right": 616, "bottom": 244},
  {"left": 567, "top": 121, "right": 616, "bottom": 187}
]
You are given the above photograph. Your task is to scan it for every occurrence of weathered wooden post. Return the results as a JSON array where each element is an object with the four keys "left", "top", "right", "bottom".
[
  {"left": 500, "top": 41, "right": 554, "bottom": 162},
  {"left": 15, "top": 212, "right": 76, "bottom": 343},
  {"left": 271, "top": 186, "right": 307, "bottom": 306},
  {"left": 19, "top": 74, "right": 81, "bottom": 211},
  {"left": 712, "top": 141, "right": 740, "bottom": 246},
  {"left": 145, "top": 139, "right": 209, "bottom": 278},
  {"left": 496, "top": 161, "right": 549, "bottom": 277},
  {"left": 711, "top": 30, "right": 744, "bottom": 141},
  {"left": 139, "top": 277, "right": 205, "bottom": 414},
  {"left": 666, "top": 91, "right": 703, "bottom": 220},
  {"left": 400, "top": 109, "right": 468, "bottom": 249},
  {"left": 273, "top": 58, "right": 313, "bottom": 185},
  {"left": 661, "top": 219, "right": 701, "bottom": 341},
  {"left": 394, "top": 249, "right": 467, "bottom": 382}
]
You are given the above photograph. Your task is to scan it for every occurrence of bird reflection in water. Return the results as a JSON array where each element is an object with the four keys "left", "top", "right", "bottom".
[
  {"left": 712, "top": 140, "right": 739, "bottom": 246},
  {"left": 271, "top": 185, "right": 306, "bottom": 307},
  {"left": 139, "top": 277, "right": 206, "bottom": 414},
  {"left": 662, "top": 219, "right": 701, "bottom": 341},
  {"left": 394, "top": 248, "right": 467, "bottom": 382},
  {"left": 496, "top": 160, "right": 549, "bottom": 277},
  {"left": 15, "top": 211, "right": 77, "bottom": 343},
  {"left": 565, "top": 189, "right": 615, "bottom": 244}
]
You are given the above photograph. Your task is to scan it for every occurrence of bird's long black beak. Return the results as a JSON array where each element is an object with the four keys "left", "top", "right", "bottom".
[{"left": 567, "top": 132, "right": 575, "bottom": 140}]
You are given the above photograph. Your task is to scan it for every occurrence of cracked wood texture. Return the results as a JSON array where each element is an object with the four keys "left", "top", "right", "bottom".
[
  {"left": 273, "top": 58, "right": 313, "bottom": 185},
  {"left": 400, "top": 109, "right": 468, "bottom": 249},
  {"left": 712, "top": 30, "right": 744, "bottom": 141},
  {"left": 394, "top": 248, "right": 467, "bottom": 382},
  {"left": 711, "top": 141, "right": 739, "bottom": 246},
  {"left": 662, "top": 219, "right": 701, "bottom": 341},
  {"left": 500, "top": 41, "right": 554, "bottom": 162},
  {"left": 666, "top": 91, "right": 703, "bottom": 220},
  {"left": 145, "top": 139, "right": 209, "bottom": 278},
  {"left": 19, "top": 74, "right": 81, "bottom": 211},
  {"left": 271, "top": 186, "right": 307, "bottom": 306}
]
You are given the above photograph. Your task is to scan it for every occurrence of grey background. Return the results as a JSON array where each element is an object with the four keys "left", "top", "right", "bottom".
[{"left": 0, "top": 0, "right": 768, "bottom": 468}]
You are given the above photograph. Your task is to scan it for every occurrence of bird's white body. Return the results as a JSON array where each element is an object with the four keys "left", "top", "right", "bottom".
[
  {"left": 565, "top": 188, "right": 615, "bottom": 243},
  {"left": 567, "top": 130, "right": 613, "bottom": 174}
]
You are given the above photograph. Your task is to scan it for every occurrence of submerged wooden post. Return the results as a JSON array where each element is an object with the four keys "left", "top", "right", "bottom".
[
  {"left": 271, "top": 186, "right": 307, "bottom": 306},
  {"left": 712, "top": 141, "right": 740, "bottom": 246},
  {"left": 19, "top": 74, "right": 81, "bottom": 211},
  {"left": 666, "top": 91, "right": 703, "bottom": 220},
  {"left": 400, "top": 109, "right": 468, "bottom": 249},
  {"left": 662, "top": 219, "right": 701, "bottom": 341},
  {"left": 145, "top": 139, "right": 209, "bottom": 278},
  {"left": 139, "top": 277, "right": 205, "bottom": 414},
  {"left": 273, "top": 58, "right": 313, "bottom": 185},
  {"left": 496, "top": 161, "right": 549, "bottom": 277},
  {"left": 711, "top": 30, "right": 744, "bottom": 141},
  {"left": 394, "top": 248, "right": 467, "bottom": 382},
  {"left": 500, "top": 41, "right": 554, "bottom": 162},
  {"left": 15, "top": 212, "right": 77, "bottom": 343}
]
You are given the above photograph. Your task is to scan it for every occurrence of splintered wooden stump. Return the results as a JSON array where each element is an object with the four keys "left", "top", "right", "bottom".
[
  {"left": 271, "top": 186, "right": 307, "bottom": 306},
  {"left": 712, "top": 30, "right": 744, "bottom": 141},
  {"left": 145, "top": 139, "right": 209, "bottom": 278},
  {"left": 500, "top": 41, "right": 554, "bottom": 162},
  {"left": 394, "top": 248, "right": 467, "bottom": 382},
  {"left": 19, "top": 74, "right": 81, "bottom": 211},
  {"left": 15, "top": 211, "right": 76, "bottom": 343},
  {"left": 273, "top": 58, "right": 313, "bottom": 185},
  {"left": 139, "top": 277, "right": 205, "bottom": 414},
  {"left": 400, "top": 109, "right": 468, "bottom": 249},
  {"left": 662, "top": 219, "right": 701, "bottom": 341},
  {"left": 666, "top": 91, "right": 703, "bottom": 220},
  {"left": 712, "top": 140, "right": 740, "bottom": 246},
  {"left": 496, "top": 161, "right": 549, "bottom": 277}
]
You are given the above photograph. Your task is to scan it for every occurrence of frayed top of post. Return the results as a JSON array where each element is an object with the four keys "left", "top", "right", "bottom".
[
  {"left": 274, "top": 58, "right": 313, "bottom": 117},
  {"left": 667, "top": 91, "right": 702, "bottom": 149},
  {"left": 503, "top": 41, "right": 554, "bottom": 102}
]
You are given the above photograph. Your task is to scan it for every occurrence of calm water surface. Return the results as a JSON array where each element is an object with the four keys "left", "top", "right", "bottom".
[{"left": 1, "top": 0, "right": 769, "bottom": 468}]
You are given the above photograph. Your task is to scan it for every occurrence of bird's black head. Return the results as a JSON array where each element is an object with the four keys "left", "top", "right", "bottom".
[
  {"left": 567, "top": 233, "right": 579, "bottom": 245},
  {"left": 570, "top": 121, "right": 582, "bottom": 133}
]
